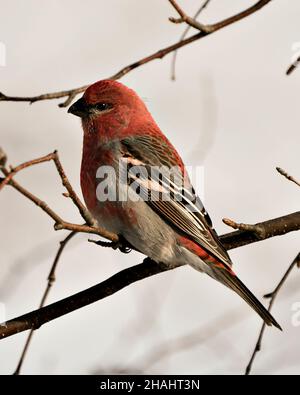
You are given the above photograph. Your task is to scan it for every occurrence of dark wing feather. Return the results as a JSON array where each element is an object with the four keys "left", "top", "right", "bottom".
[
  {"left": 121, "top": 135, "right": 282, "bottom": 329},
  {"left": 121, "top": 135, "right": 232, "bottom": 268}
]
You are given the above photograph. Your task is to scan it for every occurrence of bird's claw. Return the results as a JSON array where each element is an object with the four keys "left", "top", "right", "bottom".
[
  {"left": 88, "top": 236, "right": 132, "bottom": 253},
  {"left": 112, "top": 237, "right": 132, "bottom": 254}
]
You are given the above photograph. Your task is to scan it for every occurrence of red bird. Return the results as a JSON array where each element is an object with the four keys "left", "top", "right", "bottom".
[{"left": 68, "top": 79, "right": 281, "bottom": 329}]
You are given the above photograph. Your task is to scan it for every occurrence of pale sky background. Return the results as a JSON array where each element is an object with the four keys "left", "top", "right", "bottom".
[{"left": 0, "top": 0, "right": 299, "bottom": 375}]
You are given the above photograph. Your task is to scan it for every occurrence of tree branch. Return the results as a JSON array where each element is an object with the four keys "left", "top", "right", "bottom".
[
  {"left": 286, "top": 55, "right": 300, "bottom": 76},
  {"left": 221, "top": 211, "right": 300, "bottom": 249},
  {"left": 0, "top": 150, "right": 117, "bottom": 242},
  {"left": 170, "top": 0, "right": 212, "bottom": 80},
  {"left": 276, "top": 167, "right": 300, "bottom": 188},
  {"left": 0, "top": 0, "right": 273, "bottom": 107},
  {"left": 168, "top": 0, "right": 213, "bottom": 33},
  {"left": 13, "top": 231, "right": 77, "bottom": 375},
  {"left": 1, "top": 210, "right": 299, "bottom": 340},
  {"left": 0, "top": 258, "right": 167, "bottom": 339},
  {"left": 169, "top": 0, "right": 272, "bottom": 32},
  {"left": 245, "top": 252, "right": 300, "bottom": 375},
  {"left": 1, "top": 147, "right": 299, "bottom": 339}
]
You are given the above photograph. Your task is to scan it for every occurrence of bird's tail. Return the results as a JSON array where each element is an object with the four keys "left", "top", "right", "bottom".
[{"left": 213, "top": 266, "right": 282, "bottom": 330}]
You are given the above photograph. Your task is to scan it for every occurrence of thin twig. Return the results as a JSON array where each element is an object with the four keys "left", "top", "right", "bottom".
[
  {"left": 51, "top": 151, "right": 96, "bottom": 226},
  {"left": 0, "top": 147, "right": 7, "bottom": 167},
  {"left": 276, "top": 167, "right": 300, "bottom": 188},
  {"left": 222, "top": 218, "right": 266, "bottom": 239},
  {"left": 1, "top": 216, "right": 299, "bottom": 340},
  {"left": 0, "top": 152, "right": 55, "bottom": 191},
  {"left": 286, "top": 55, "right": 300, "bottom": 76},
  {"left": 13, "top": 231, "right": 77, "bottom": 375},
  {"left": 0, "top": 150, "right": 117, "bottom": 242},
  {"left": 0, "top": 258, "right": 167, "bottom": 338},
  {"left": 2, "top": 152, "right": 299, "bottom": 248},
  {"left": 222, "top": 211, "right": 300, "bottom": 249},
  {"left": 0, "top": 148, "right": 299, "bottom": 340},
  {"left": 0, "top": 87, "right": 89, "bottom": 108},
  {"left": 171, "top": 0, "right": 212, "bottom": 80},
  {"left": 245, "top": 252, "right": 300, "bottom": 375},
  {"left": 168, "top": 0, "right": 272, "bottom": 32},
  {"left": 0, "top": 0, "right": 272, "bottom": 107},
  {"left": 168, "top": 0, "right": 213, "bottom": 33}
]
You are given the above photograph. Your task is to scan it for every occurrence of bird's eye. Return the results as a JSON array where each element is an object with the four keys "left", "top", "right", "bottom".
[{"left": 94, "top": 103, "right": 112, "bottom": 112}]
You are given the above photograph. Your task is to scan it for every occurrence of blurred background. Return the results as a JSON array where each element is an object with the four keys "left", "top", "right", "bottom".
[{"left": 0, "top": 0, "right": 299, "bottom": 374}]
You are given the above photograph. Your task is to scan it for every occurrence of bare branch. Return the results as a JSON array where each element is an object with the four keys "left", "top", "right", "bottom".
[
  {"left": 286, "top": 55, "right": 300, "bottom": 76},
  {"left": 2, "top": 149, "right": 299, "bottom": 250},
  {"left": 168, "top": 0, "right": 213, "bottom": 33},
  {"left": 168, "top": 0, "right": 272, "bottom": 32},
  {"left": 0, "top": 150, "right": 117, "bottom": 242},
  {"left": 0, "top": 152, "right": 55, "bottom": 191},
  {"left": 0, "top": 147, "right": 299, "bottom": 343},
  {"left": 171, "top": 0, "right": 212, "bottom": 80},
  {"left": 13, "top": 231, "right": 77, "bottom": 375},
  {"left": 0, "top": 87, "right": 89, "bottom": 108},
  {"left": 0, "top": 0, "right": 297, "bottom": 374},
  {"left": 0, "top": 147, "right": 7, "bottom": 167},
  {"left": 245, "top": 252, "right": 300, "bottom": 375},
  {"left": 276, "top": 167, "right": 300, "bottom": 188},
  {"left": 0, "top": 0, "right": 273, "bottom": 107},
  {"left": 51, "top": 151, "right": 96, "bottom": 226},
  {"left": 1, "top": 212, "right": 299, "bottom": 340},
  {"left": 223, "top": 218, "right": 266, "bottom": 238},
  {"left": 0, "top": 258, "right": 167, "bottom": 339},
  {"left": 222, "top": 211, "right": 300, "bottom": 249}
]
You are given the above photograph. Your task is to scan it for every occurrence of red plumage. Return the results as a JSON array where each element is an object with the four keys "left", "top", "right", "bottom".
[{"left": 68, "top": 79, "right": 281, "bottom": 330}]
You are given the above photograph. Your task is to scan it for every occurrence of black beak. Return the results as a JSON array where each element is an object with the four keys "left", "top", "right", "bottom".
[{"left": 68, "top": 98, "right": 89, "bottom": 118}]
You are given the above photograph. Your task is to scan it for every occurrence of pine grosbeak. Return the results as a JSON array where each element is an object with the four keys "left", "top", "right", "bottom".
[{"left": 68, "top": 80, "right": 280, "bottom": 329}]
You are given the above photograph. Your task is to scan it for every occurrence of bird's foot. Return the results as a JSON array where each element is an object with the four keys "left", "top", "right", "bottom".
[{"left": 88, "top": 235, "right": 132, "bottom": 253}]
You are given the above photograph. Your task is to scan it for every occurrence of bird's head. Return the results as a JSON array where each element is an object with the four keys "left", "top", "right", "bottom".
[{"left": 68, "top": 80, "right": 150, "bottom": 141}]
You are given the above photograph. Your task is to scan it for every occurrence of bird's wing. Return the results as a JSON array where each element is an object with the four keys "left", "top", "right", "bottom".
[
  {"left": 120, "top": 134, "right": 232, "bottom": 268},
  {"left": 120, "top": 135, "right": 282, "bottom": 329}
]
